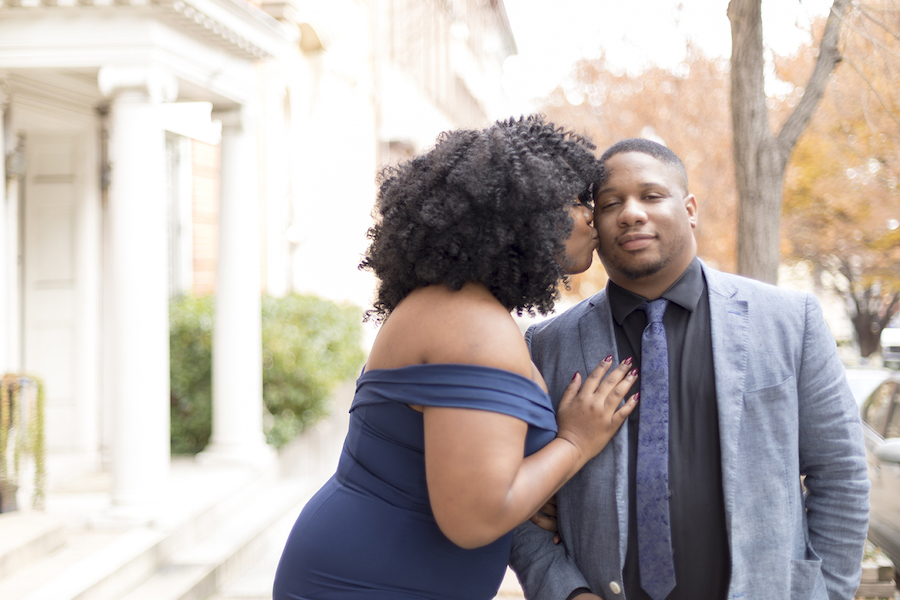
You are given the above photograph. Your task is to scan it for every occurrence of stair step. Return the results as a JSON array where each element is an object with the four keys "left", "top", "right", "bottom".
[
  {"left": 0, "top": 528, "right": 163, "bottom": 600},
  {"left": 0, "top": 511, "right": 65, "bottom": 579},
  {"left": 0, "top": 528, "right": 121, "bottom": 600},
  {"left": 206, "top": 494, "right": 307, "bottom": 600},
  {"left": 118, "top": 564, "right": 213, "bottom": 600},
  {"left": 118, "top": 478, "right": 315, "bottom": 600},
  {"left": 0, "top": 464, "right": 281, "bottom": 600}
]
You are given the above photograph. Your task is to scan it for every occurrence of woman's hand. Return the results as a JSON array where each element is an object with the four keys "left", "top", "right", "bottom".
[
  {"left": 529, "top": 495, "right": 557, "bottom": 531},
  {"left": 555, "top": 357, "right": 638, "bottom": 464},
  {"left": 424, "top": 356, "right": 636, "bottom": 549},
  {"left": 530, "top": 495, "right": 562, "bottom": 544}
]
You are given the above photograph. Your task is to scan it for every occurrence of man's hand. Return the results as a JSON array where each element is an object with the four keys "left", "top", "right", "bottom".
[{"left": 529, "top": 496, "right": 562, "bottom": 544}]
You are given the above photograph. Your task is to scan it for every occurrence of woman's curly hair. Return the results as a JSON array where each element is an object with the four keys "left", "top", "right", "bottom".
[{"left": 360, "top": 115, "right": 603, "bottom": 322}]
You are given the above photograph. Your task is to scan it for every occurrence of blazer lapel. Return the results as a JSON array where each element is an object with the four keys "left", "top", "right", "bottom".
[
  {"left": 579, "top": 290, "right": 631, "bottom": 567},
  {"left": 579, "top": 290, "right": 618, "bottom": 371},
  {"left": 704, "top": 265, "right": 748, "bottom": 534}
]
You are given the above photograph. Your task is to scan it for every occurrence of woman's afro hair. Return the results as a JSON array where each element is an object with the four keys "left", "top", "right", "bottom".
[{"left": 360, "top": 114, "right": 603, "bottom": 322}]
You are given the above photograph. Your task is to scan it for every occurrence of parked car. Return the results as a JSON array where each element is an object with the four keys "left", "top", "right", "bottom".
[
  {"left": 846, "top": 368, "right": 894, "bottom": 407},
  {"left": 882, "top": 327, "right": 900, "bottom": 370},
  {"left": 859, "top": 372, "right": 900, "bottom": 575}
]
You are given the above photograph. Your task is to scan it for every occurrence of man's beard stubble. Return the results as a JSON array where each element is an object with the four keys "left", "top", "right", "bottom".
[
  {"left": 606, "top": 253, "right": 672, "bottom": 281},
  {"left": 599, "top": 233, "right": 690, "bottom": 282}
]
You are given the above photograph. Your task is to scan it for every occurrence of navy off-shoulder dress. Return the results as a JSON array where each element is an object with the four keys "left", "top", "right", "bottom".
[{"left": 273, "top": 364, "right": 557, "bottom": 600}]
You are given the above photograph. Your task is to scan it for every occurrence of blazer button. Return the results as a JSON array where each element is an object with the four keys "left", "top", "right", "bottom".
[{"left": 609, "top": 581, "right": 622, "bottom": 595}]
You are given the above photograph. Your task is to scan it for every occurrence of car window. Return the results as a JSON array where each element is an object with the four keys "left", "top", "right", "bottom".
[
  {"left": 886, "top": 392, "right": 900, "bottom": 439},
  {"left": 863, "top": 381, "right": 898, "bottom": 437}
]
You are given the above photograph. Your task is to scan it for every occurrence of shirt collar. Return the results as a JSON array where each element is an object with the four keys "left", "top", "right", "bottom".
[{"left": 608, "top": 257, "right": 704, "bottom": 325}]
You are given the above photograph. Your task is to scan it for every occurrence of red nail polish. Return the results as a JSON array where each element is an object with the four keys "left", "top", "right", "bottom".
[
  {"left": 604, "top": 355, "right": 613, "bottom": 363},
  {"left": 629, "top": 368, "right": 638, "bottom": 377},
  {"left": 635, "top": 392, "right": 640, "bottom": 402},
  {"left": 623, "top": 356, "right": 633, "bottom": 366},
  {"left": 572, "top": 372, "right": 579, "bottom": 381}
]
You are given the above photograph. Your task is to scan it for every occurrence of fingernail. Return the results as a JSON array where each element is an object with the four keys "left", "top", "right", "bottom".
[
  {"left": 634, "top": 392, "right": 640, "bottom": 402},
  {"left": 629, "top": 368, "right": 638, "bottom": 377},
  {"left": 603, "top": 355, "right": 613, "bottom": 363},
  {"left": 572, "top": 372, "right": 579, "bottom": 381},
  {"left": 623, "top": 356, "right": 633, "bottom": 366}
]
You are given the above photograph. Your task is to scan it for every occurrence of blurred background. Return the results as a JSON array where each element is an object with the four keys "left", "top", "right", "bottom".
[{"left": 0, "top": 1, "right": 898, "bottom": 599}]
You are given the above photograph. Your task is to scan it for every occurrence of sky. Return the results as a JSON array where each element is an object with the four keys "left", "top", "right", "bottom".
[{"left": 501, "top": 0, "right": 834, "bottom": 113}]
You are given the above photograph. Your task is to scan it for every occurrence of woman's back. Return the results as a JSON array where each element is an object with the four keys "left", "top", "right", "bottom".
[{"left": 364, "top": 283, "right": 542, "bottom": 386}]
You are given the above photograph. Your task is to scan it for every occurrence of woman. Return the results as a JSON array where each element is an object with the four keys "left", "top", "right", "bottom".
[{"left": 273, "top": 115, "right": 637, "bottom": 599}]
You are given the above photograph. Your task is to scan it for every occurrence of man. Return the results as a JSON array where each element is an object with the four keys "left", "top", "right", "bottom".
[{"left": 510, "top": 139, "right": 870, "bottom": 600}]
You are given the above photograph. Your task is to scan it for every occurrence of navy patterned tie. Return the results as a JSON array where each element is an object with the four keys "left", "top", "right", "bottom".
[{"left": 636, "top": 298, "right": 675, "bottom": 600}]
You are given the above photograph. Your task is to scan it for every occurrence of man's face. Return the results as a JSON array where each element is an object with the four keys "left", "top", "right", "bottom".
[{"left": 594, "top": 151, "right": 697, "bottom": 291}]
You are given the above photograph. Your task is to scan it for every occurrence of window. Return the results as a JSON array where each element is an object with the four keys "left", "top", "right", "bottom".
[
  {"left": 885, "top": 389, "right": 900, "bottom": 440},
  {"left": 166, "top": 132, "right": 194, "bottom": 297},
  {"left": 863, "top": 381, "right": 899, "bottom": 437}
]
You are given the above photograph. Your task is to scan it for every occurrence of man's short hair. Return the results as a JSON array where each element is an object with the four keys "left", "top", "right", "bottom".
[{"left": 599, "top": 138, "right": 688, "bottom": 191}]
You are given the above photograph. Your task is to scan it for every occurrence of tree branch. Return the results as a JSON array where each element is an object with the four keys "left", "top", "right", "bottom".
[
  {"left": 776, "top": 0, "right": 849, "bottom": 157},
  {"left": 845, "top": 55, "right": 900, "bottom": 131},
  {"left": 841, "top": 7, "right": 900, "bottom": 60},
  {"left": 880, "top": 292, "right": 900, "bottom": 327},
  {"left": 857, "top": 4, "right": 900, "bottom": 46}
]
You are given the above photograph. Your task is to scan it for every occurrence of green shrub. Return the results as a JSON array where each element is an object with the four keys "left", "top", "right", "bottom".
[
  {"left": 169, "top": 295, "right": 214, "bottom": 454},
  {"left": 169, "top": 294, "right": 366, "bottom": 454},
  {"left": 261, "top": 294, "right": 366, "bottom": 447}
]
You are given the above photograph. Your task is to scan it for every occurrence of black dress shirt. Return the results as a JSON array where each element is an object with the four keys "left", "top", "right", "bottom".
[{"left": 609, "top": 258, "right": 730, "bottom": 600}]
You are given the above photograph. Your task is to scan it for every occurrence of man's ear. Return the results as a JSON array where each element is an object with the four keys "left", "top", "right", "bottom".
[{"left": 684, "top": 194, "right": 698, "bottom": 229}]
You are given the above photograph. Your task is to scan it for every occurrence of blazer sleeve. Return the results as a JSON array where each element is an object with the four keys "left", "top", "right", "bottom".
[
  {"left": 508, "top": 324, "right": 593, "bottom": 600},
  {"left": 510, "top": 521, "right": 593, "bottom": 600},
  {"left": 796, "top": 293, "right": 870, "bottom": 598}
]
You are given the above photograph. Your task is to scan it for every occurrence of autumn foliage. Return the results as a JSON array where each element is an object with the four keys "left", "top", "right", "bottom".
[
  {"left": 780, "top": 2, "right": 900, "bottom": 356},
  {"left": 539, "top": 2, "right": 899, "bottom": 356}
]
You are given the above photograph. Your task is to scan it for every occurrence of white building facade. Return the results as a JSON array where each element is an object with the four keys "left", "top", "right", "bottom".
[{"left": 0, "top": 0, "right": 515, "bottom": 523}]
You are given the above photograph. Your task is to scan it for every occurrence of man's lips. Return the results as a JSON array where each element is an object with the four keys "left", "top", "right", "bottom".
[{"left": 617, "top": 232, "right": 655, "bottom": 251}]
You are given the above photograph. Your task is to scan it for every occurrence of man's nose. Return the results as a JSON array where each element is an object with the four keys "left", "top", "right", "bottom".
[{"left": 618, "top": 197, "right": 647, "bottom": 225}]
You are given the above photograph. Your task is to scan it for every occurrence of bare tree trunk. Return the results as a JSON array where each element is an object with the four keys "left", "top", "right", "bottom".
[
  {"left": 848, "top": 287, "right": 900, "bottom": 358},
  {"left": 728, "top": 0, "right": 848, "bottom": 283}
]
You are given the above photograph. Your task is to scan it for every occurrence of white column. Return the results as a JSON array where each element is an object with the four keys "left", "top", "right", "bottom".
[
  {"left": 2, "top": 88, "right": 22, "bottom": 376},
  {"left": 98, "top": 65, "right": 177, "bottom": 522},
  {"left": 200, "top": 107, "right": 272, "bottom": 466},
  {"left": 0, "top": 81, "right": 9, "bottom": 376}
]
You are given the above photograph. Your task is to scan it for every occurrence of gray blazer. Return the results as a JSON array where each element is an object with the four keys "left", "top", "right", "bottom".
[{"left": 510, "top": 263, "right": 870, "bottom": 600}]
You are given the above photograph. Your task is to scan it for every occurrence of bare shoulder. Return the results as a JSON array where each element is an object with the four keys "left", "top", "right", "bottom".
[{"left": 366, "top": 283, "right": 533, "bottom": 379}]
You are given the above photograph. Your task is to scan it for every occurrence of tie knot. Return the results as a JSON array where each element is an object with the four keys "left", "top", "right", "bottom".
[{"left": 641, "top": 298, "right": 668, "bottom": 324}]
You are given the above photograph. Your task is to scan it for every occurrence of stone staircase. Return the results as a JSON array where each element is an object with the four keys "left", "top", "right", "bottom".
[
  {"left": 0, "top": 460, "right": 324, "bottom": 600},
  {"left": 0, "top": 382, "right": 350, "bottom": 600}
]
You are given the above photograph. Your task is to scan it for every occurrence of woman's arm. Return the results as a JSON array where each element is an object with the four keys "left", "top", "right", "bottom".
[
  {"left": 368, "top": 283, "right": 636, "bottom": 548},
  {"left": 424, "top": 358, "right": 637, "bottom": 549}
]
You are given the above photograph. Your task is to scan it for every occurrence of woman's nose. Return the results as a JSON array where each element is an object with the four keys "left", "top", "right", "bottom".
[{"left": 578, "top": 204, "right": 593, "bottom": 225}]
